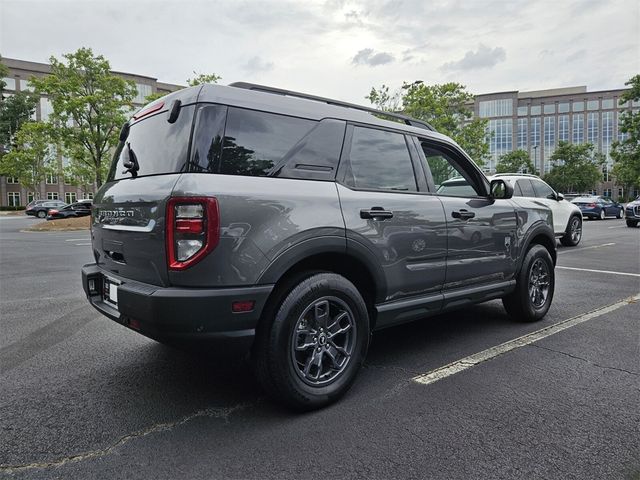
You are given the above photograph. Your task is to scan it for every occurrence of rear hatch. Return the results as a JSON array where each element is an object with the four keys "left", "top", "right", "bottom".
[{"left": 91, "top": 93, "right": 198, "bottom": 287}]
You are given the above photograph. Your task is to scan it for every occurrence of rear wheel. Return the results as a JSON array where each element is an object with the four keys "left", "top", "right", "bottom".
[
  {"left": 252, "top": 272, "right": 369, "bottom": 411},
  {"left": 560, "top": 215, "right": 582, "bottom": 247},
  {"left": 599, "top": 209, "right": 606, "bottom": 220},
  {"left": 36, "top": 210, "right": 46, "bottom": 218},
  {"left": 502, "top": 244, "right": 554, "bottom": 322},
  {"left": 616, "top": 208, "right": 622, "bottom": 219},
  {"left": 627, "top": 219, "right": 639, "bottom": 228}
]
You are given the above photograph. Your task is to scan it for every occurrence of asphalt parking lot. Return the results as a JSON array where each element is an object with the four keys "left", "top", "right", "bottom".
[{"left": 1, "top": 214, "right": 638, "bottom": 480}]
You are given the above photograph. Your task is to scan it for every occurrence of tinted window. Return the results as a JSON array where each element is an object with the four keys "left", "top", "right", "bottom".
[
  {"left": 516, "top": 179, "right": 536, "bottom": 197},
  {"left": 344, "top": 127, "right": 416, "bottom": 191},
  {"left": 109, "top": 105, "right": 195, "bottom": 181},
  {"left": 420, "top": 141, "right": 482, "bottom": 196},
  {"left": 531, "top": 179, "right": 555, "bottom": 198},
  {"left": 190, "top": 105, "right": 227, "bottom": 173},
  {"left": 220, "top": 108, "right": 316, "bottom": 177},
  {"left": 512, "top": 180, "right": 523, "bottom": 196}
]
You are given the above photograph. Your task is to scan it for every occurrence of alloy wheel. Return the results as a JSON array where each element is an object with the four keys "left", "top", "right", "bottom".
[{"left": 528, "top": 258, "right": 550, "bottom": 309}]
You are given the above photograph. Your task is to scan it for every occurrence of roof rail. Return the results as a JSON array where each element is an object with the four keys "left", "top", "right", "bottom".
[
  {"left": 229, "top": 82, "right": 436, "bottom": 132},
  {"left": 492, "top": 173, "right": 540, "bottom": 178}
]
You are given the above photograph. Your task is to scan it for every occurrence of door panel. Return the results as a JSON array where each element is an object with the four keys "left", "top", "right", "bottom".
[{"left": 338, "top": 185, "right": 447, "bottom": 302}]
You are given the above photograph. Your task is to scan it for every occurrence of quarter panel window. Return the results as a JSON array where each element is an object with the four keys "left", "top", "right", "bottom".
[
  {"left": 516, "top": 179, "right": 535, "bottom": 197},
  {"left": 344, "top": 127, "right": 416, "bottom": 192},
  {"left": 532, "top": 179, "right": 555, "bottom": 198}
]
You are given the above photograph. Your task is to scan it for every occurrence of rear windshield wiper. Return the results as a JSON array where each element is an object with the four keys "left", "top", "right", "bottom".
[{"left": 122, "top": 142, "right": 140, "bottom": 178}]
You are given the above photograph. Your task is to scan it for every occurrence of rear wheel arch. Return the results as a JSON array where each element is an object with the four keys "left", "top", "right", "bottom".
[{"left": 518, "top": 227, "right": 557, "bottom": 274}]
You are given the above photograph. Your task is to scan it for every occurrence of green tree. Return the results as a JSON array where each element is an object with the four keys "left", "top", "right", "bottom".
[
  {"left": 145, "top": 71, "right": 221, "bottom": 103},
  {"left": 0, "top": 91, "right": 38, "bottom": 153},
  {"left": 367, "top": 81, "right": 489, "bottom": 166},
  {"left": 0, "top": 58, "right": 9, "bottom": 94},
  {"left": 0, "top": 122, "right": 56, "bottom": 195},
  {"left": 495, "top": 149, "right": 538, "bottom": 175},
  {"left": 543, "top": 141, "right": 603, "bottom": 193},
  {"left": 611, "top": 74, "right": 640, "bottom": 197},
  {"left": 29, "top": 48, "right": 137, "bottom": 187}
]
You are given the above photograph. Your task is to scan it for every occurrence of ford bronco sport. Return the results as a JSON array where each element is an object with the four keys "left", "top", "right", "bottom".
[{"left": 82, "top": 83, "right": 557, "bottom": 410}]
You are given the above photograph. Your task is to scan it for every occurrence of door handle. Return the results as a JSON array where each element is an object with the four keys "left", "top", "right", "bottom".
[
  {"left": 360, "top": 207, "right": 394, "bottom": 220},
  {"left": 452, "top": 209, "right": 475, "bottom": 220}
]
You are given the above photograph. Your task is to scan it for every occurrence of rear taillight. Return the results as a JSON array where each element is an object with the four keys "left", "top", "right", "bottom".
[
  {"left": 166, "top": 197, "right": 219, "bottom": 270},
  {"left": 49, "top": 209, "right": 59, "bottom": 215},
  {"left": 587, "top": 203, "right": 596, "bottom": 208}
]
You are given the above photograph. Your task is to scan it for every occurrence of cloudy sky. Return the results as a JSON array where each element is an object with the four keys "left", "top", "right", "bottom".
[{"left": 1, "top": 0, "right": 638, "bottom": 103}]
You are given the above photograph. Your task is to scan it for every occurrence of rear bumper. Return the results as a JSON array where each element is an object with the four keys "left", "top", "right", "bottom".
[{"left": 81, "top": 263, "right": 273, "bottom": 355}]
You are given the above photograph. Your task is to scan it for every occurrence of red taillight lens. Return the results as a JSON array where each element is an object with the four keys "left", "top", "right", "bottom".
[
  {"left": 49, "top": 209, "right": 59, "bottom": 214},
  {"left": 587, "top": 203, "right": 596, "bottom": 208},
  {"left": 166, "top": 197, "right": 219, "bottom": 270},
  {"left": 232, "top": 300, "right": 255, "bottom": 313}
]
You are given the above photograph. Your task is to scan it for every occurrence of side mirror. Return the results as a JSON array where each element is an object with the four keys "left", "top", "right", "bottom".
[
  {"left": 556, "top": 193, "right": 564, "bottom": 201},
  {"left": 490, "top": 179, "right": 513, "bottom": 199}
]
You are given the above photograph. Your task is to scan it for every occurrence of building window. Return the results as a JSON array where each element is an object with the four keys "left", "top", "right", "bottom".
[
  {"left": 601, "top": 99, "right": 614, "bottom": 110},
  {"left": 617, "top": 111, "right": 629, "bottom": 142},
  {"left": 517, "top": 118, "right": 528, "bottom": 149},
  {"left": 572, "top": 101, "right": 584, "bottom": 112},
  {"left": 530, "top": 117, "right": 541, "bottom": 151},
  {"left": 543, "top": 104, "right": 555, "bottom": 114},
  {"left": 134, "top": 83, "right": 153, "bottom": 104},
  {"left": 83, "top": 192, "right": 94, "bottom": 200},
  {"left": 65, "top": 192, "right": 77, "bottom": 204},
  {"left": 573, "top": 114, "right": 584, "bottom": 144},
  {"left": 7, "top": 192, "right": 21, "bottom": 207},
  {"left": 602, "top": 111, "right": 614, "bottom": 159},
  {"left": 558, "top": 115, "right": 569, "bottom": 143},
  {"left": 6, "top": 176, "right": 19, "bottom": 184},
  {"left": 19, "top": 79, "right": 34, "bottom": 92},
  {"left": 517, "top": 106, "right": 527, "bottom": 116},
  {"left": 604, "top": 188, "right": 611, "bottom": 197},
  {"left": 618, "top": 188, "right": 623, "bottom": 198},
  {"left": 587, "top": 112, "right": 599, "bottom": 145},
  {"left": 2, "top": 77, "right": 16, "bottom": 90},
  {"left": 27, "top": 192, "right": 36, "bottom": 203},
  {"left": 478, "top": 99, "right": 513, "bottom": 118},
  {"left": 46, "top": 192, "right": 59, "bottom": 200},
  {"left": 543, "top": 117, "right": 556, "bottom": 173},
  {"left": 587, "top": 100, "right": 599, "bottom": 111},
  {"left": 486, "top": 119, "right": 513, "bottom": 171},
  {"left": 40, "top": 98, "right": 53, "bottom": 121},
  {"left": 558, "top": 103, "right": 570, "bottom": 113},
  {"left": 530, "top": 105, "right": 541, "bottom": 115},
  {"left": 45, "top": 174, "right": 58, "bottom": 184}
]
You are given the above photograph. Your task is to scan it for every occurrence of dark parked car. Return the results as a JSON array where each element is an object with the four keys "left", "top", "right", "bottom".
[
  {"left": 46, "top": 201, "right": 92, "bottom": 220},
  {"left": 25, "top": 200, "right": 67, "bottom": 218},
  {"left": 624, "top": 196, "right": 640, "bottom": 227},
  {"left": 571, "top": 196, "right": 623, "bottom": 220},
  {"left": 82, "top": 82, "right": 557, "bottom": 410}
]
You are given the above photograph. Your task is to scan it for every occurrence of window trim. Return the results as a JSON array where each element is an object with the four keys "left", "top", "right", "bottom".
[{"left": 336, "top": 123, "right": 425, "bottom": 195}]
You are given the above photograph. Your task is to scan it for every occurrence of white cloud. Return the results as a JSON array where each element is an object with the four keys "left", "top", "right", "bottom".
[{"left": 442, "top": 44, "right": 507, "bottom": 72}]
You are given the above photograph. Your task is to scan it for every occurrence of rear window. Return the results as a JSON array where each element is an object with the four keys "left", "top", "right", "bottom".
[{"left": 109, "top": 105, "right": 195, "bottom": 181}]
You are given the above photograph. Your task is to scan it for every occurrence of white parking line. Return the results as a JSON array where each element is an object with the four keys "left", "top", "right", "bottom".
[
  {"left": 557, "top": 242, "right": 615, "bottom": 255},
  {"left": 412, "top": 293, "right": 640, "bottom": 386},
  {"left": 608, "top": 225, "right": 628, "bottom": 229},
  {"left": 65, "top": 238, "right": 89, "bottom": 242},
  {"left": 74, "top": 243, "right": 92, "bottom": 246},
  {"left": 557, "top": 266, "right": 640, "bottom": 277}
]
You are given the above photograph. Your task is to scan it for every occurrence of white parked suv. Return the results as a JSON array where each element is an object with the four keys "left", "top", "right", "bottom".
[{"left": 490, "top": 174, "right": 583, "bottom": 247}]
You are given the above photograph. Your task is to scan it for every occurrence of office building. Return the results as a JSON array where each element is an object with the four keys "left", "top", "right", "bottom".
[{"left": 474, "top": 85, "right": 638, "bottom": 200}]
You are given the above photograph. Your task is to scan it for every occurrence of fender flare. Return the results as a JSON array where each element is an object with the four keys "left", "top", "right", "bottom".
[{"left": 517, "top": 222, "right": 557, "bottom": 273}]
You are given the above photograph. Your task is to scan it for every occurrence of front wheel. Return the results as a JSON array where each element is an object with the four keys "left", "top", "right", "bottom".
[
  {"left": 252, "top": 273, "right": 370, "bottom": 411},
  {"left": 599, "top": 209, "right": 606, "bottom": 220},
  {"left": 36, "top": 210, "right": 46, "bottom": 218},
  {"left": 560, "top": 215, "right": 582, "bottom": 247},
  {"left": 502, "top": 244, "right": 555, "bottom": 322},
  {"left": 616, "top": 208, "right": 623, "bottom": 219}
]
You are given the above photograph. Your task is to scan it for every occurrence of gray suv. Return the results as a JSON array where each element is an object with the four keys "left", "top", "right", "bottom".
[{"left": 82, "top": 83, "right": 557, "bottom": 410}]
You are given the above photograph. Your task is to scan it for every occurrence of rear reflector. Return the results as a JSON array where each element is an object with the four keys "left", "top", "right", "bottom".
[
  {"left": 175, "top": 219, "right": 204, "bottom": 234},
  {"left": 232, "top": 300, "right": 255, "bottom": 313}
]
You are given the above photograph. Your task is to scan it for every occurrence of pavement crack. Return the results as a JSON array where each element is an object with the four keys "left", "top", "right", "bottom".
[
  {"left": 0, "top": 402, "right": 250, "bottom": 474},
  {"left": 529, "top": 344, "right": 639, "bottom": 377}
]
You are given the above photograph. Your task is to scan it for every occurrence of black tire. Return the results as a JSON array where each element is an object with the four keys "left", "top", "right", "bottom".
[
  {"left": 502, "top": 244, "right": 555, "bottom": 323},
  {"left": 598, "top": 209, "right": 606, "bottom": 220},
  {"left": 627, "top": 219, "right": 639, "bottom": 228},
  {"left": 36, "top": 210, "right": 46, "bottom": 218},
  {"left": 560, "top": 215, "right": 582, "bottom": 247},
  {"left": 616, "top": 208, "right": 622, "bottom": 219},
  {"left": 252, "top": 272, "right": 370, "bottom": 411}
]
